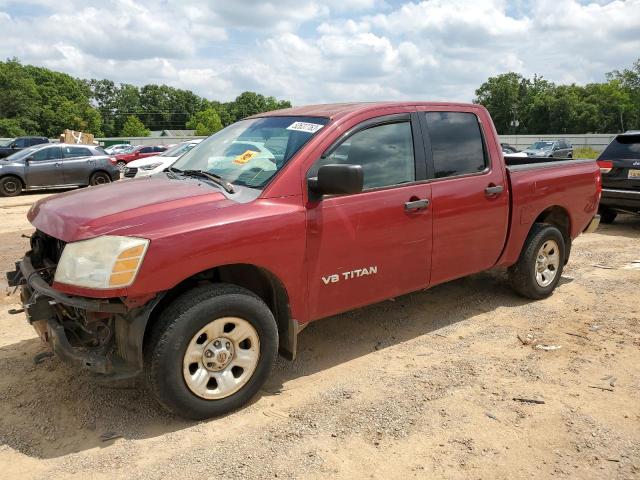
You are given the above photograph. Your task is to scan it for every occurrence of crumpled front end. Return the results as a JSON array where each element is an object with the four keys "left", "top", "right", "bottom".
[{"left": 6, "top": 230, "right": 158, "bottom": 377}]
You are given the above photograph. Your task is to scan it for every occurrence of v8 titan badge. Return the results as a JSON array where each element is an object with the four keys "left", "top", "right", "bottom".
[{"left": 233, "top": 149, "right": 259, "bottom": 165}]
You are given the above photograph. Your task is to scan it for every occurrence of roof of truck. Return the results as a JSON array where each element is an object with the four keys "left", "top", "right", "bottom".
[{"left": 249, "top": 101, "right": 478, "bottom": 121}]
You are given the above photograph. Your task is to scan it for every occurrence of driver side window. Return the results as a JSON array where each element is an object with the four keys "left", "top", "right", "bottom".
[{"left": 309, "top": 121, "right": 415, "bottom": 190}]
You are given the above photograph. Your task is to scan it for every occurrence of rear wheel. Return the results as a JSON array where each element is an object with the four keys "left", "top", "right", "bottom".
[
  {"left": 145, "top": 284, "right": 278, "bottom": 419},
  {"left": 599, "top": 207, "right": 617, "bottom": 224},
  {"left": 89, "top": 171, "right": 112, "bottom": 186},
  {"left": 0, "top": 175, "right": 23, "bottom": 197},
  {"left": 508, "top": 223, "right": 565, "bottom": 299}
]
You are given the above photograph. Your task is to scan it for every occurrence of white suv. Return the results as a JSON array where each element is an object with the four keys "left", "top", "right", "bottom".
[{"left": 123, "top": 140, "right": 202, "bottom": 178}]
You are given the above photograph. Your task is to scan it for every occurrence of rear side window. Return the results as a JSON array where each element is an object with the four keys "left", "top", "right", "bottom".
[
  {"left": 63, "top": 146, "right": 91, "bottom": 158},
  {"left": 140, "top": 147, "right": 153, "bottom": 154},
  {"left": 425, "top": 112, "right": 487, "bottom": 178},
  {"left": 29, "top": 137, "right": 46, "bottom": 146},
  {"left": 310, "top": 122, "right": 415, "bottom": 189},
  {"left": 599, "top": 135, "right": 640, "bottom": 160}
]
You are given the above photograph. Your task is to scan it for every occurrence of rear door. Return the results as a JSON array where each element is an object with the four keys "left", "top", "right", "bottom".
[
  {"left": 24, "top": 146, "right": 64, "bottom": 187},
  {"left": 62, "top": 146, "right": 94, "bottom": 185},
  {"left": 417, "top": 108, "right": 509, "bottom": 286},
  {"left": 305, "top": 113, "right": 433, "bottom": 320},
  {"left": 598, "top": 134, "right": 640, "bottom": 190}
]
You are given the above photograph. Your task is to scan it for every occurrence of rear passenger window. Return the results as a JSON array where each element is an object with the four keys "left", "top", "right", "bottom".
[
  {"left": 63, "top": 146, "right": 91, "bottom": 158},
  {"left": 310, "top": 122, "right": 415, "bottom": 189},
  {"left": 425, "top": 112, "right": 487, "bottom": 178}
]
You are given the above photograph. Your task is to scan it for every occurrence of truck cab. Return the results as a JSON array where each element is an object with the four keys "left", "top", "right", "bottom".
[{"left": 7, "top": 102, "right": 601, "bottom": 419}]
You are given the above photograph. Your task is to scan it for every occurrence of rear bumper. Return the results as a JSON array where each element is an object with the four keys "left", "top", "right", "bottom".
[{"left": 600, "top": 188, "right": 640, "bottom": 210}]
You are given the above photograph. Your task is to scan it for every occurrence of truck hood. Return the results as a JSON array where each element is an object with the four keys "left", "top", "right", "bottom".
[{"left": 28, "top": 176, "right": 232, "bottom": 242}]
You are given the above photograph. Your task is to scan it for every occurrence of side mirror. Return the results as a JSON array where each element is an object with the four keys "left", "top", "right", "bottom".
[
  {"left": 308, "top": 164, "right": 364, "bottom": 197},
  {"left": 24, "top": 156, "right": 33, "bottom": 163},
  {"left": 11, "top": 144, "right": 17, "bottom": 149}
]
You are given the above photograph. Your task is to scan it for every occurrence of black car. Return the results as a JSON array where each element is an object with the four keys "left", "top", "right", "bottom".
[
  {"left": 0, "top": 143, "right": 120, "bottom": 197},
  {"left": 0, "top": 136, "right": 49, "bottom": 158},
  {"left": 597, "top": 132, "right": 640, "bottom": 223}
]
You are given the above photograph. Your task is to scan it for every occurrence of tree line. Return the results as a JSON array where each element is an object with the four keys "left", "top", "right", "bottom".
[
  {"left": 474, "top": 58, "right": 640, "bottom": 135},
  {"left": 0, "top": 58, "right": 291, "bottom": 138},
  {"left": 2, "top": 57, "right": 640, "bottom": 138}
]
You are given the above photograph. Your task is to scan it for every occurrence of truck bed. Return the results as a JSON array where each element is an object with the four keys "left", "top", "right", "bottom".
[{"left": 497, "top": 157, "right": 600, "bottom": 268}]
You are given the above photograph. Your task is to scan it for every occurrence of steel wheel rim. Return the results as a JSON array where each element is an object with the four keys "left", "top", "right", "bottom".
[
  {"left": 117, "top": 162, "right": 126, "bottom": 172},
  {"left": 94, "top": 174, "right": 109, "bottom": 185},
  {"left": 4, "top": 180, "right": 18, "bottom": 193},
  {"left": 182, "top": 317, "right": 260, "bottom": 400},
  {"left": 535, "top": 239, "right": 560, "bottom": 287}
]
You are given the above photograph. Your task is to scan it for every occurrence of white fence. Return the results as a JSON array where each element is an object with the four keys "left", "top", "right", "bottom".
[{"left": 499, "top": 134, "right": 616, "bottom": 153}]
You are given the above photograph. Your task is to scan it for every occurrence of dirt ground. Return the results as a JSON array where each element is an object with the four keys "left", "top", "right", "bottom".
[{"left": 0, "top": 191, "right": 638, "bottom": 480}]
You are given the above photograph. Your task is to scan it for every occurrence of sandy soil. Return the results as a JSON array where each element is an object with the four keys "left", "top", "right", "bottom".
[{"left": 0, "top": 192, "right": 638, "bottom": 479}]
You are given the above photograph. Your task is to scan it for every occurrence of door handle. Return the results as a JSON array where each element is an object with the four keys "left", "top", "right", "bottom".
[
  {"left": 55, "top": 162, "right": 62, "bottom": 167},
  {"left": 485, "top": 185, "right": 504, "bottom": 196},
  {"left": 404, "top": 199, "right": 430, "bottom": 212}
]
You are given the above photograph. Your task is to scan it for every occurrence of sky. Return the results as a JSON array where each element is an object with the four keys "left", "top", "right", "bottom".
[{"left": 1, "top": 0, "right": 639, "bottom": 105}]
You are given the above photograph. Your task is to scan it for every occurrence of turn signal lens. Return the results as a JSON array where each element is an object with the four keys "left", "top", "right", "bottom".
[{"left": 109, "top": 245, "right": 148, "bottom": 287}]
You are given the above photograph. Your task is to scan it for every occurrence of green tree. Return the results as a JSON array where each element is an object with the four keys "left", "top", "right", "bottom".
[
  {"left": 474, "top": 73, "right": 527, "bottom": 134},
  {"left": 121, "top": 115, "right": 150, "bottom": 137},
  {"left": 186, "top": 107, "right": 223, "bottom": 135},
  {"left": 229, "top": 91, "right": 292, "bottom": 122}
]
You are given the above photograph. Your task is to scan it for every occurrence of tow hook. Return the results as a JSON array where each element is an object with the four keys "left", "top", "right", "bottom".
[{"left": 8, "top": 308, "right": 25, "bottom": 314}]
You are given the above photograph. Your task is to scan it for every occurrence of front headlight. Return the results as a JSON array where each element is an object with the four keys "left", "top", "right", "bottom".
[
  {"left": 54, "top": 236, "right": 149, "bottom": 289},
  {"left": 140, "top": 162, "right": 163, "bottom": 170}
]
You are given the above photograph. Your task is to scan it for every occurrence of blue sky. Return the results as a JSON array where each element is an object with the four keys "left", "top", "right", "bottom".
[{"left": 1, "top": 0, "right": 639, "bottom": 104}]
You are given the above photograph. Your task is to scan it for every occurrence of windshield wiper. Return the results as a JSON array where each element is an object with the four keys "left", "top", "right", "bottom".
[{"left": 171, "top": 168, "right": 235, "bottom": 193}]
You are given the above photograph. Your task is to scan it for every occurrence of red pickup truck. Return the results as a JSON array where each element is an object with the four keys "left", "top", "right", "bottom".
[{"left": 7, "top": 102, "right": 601, "bottom": 419}]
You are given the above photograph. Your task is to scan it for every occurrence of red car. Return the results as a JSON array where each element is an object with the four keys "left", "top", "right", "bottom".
[
  {"left": 114, "top": 145, "right": 167, "bottom": 171},
  {"left": 8, "top": 102, "right": 601, "bottom": 419}
]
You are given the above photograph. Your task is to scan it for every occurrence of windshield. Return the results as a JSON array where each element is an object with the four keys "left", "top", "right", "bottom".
[
  {"left": 160, "top": 142, "right": 198, "bottom": 157},
  {"left": 172, "top": 116, "right": 329, "bottom": 188},
  {"left": 1, "top": 139, "right": 12, "bottom": 147},
  {"left": 529, "top": 141, "right": 554, "bottom": 150}
]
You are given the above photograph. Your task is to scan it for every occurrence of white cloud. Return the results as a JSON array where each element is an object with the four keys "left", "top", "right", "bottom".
[{"left": 0, "top": 0, "right": 639, "bottom": 104}]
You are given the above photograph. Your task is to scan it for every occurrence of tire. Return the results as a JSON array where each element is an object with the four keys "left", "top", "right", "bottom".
[
  {"left": 116, "top": 161, "right": 126, "bottom": 172},
  {"left": 89, "top": 171, "right": 112, "bottom": 186},
  {"left": 508, "top": 223, "right": 565, "bottom": 300},
  {"left": 599, "top": 207, "right": 617, "bottom": 224},
  {"left": 145, "top": 283, "right": 278, "bottom": 420},
  {"left": 0, "top": 175, "right": 23, "bottom": 197},
  {"left": 567, "top": 153, "right": 572, "bottom": 158}
]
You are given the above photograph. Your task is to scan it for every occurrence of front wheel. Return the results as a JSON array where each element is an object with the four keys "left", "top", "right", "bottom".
[
  {"left": 145, "top": 284, "right": 278, "bottom": 419},
  {"left": 116, "top": 161, "right": 126, "bottom": 172},
  {"left": 508, "top": 223, "right": 565, "bottom": 299}
]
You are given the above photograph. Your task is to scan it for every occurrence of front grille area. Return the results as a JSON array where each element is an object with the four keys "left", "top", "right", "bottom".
[
  {"left": 124, "top": 167, "right": 138, "bottom": 178},
  {"left": 30, "top": 230, "right": 66, "bottom": 269}
]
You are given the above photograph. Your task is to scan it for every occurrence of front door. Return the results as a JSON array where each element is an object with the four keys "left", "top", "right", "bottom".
[
  {"left": 305, "top": 115, "right": 433, "bottom": 321},
  {"left": 61, "top": 146, "right": 94, "bottom": 184},
  {"left": 418, "top": 109, "right": 509, "bottom": 286},
  {"left": 24, "top": 146, "right": 65, "bottom": 187}
]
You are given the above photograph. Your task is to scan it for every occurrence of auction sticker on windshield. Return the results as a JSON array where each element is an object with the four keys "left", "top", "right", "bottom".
[
  {"left": 287, "top": 121, "right": 324, "bottom": 133},
  {"left": 234, "top": 150, "right": 260, "bottom": 165}
]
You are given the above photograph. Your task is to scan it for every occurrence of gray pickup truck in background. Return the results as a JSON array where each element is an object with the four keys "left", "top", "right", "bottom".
[{"left": 0, "top": 143, "right": 120, "bottom": 196}]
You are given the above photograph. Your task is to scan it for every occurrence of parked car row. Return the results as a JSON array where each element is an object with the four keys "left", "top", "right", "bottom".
[
  {"left": 113, "top": 145, "right": 168, "bottom": 171},
  {"left": 124, "top": 140, "right": 202, "bottom": 178}
]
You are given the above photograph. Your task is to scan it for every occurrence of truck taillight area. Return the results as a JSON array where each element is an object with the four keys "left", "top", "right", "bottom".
[{"left": 597, "top": 160, "right": 613, "bottom": 174}]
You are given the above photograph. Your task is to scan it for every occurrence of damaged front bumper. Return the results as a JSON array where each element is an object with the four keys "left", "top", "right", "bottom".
[{"left": 7, "top": 255, "right": 156, "bottom": 377}]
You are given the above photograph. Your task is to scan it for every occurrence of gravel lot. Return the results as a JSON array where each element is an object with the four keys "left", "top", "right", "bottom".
[{"left": 0, "top": 191, "right": 638, "bottom": 479}]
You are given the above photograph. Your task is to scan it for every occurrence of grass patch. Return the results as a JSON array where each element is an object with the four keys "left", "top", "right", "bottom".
[{"left": 573, "top": 147, "right": 600, "bottom": 159}]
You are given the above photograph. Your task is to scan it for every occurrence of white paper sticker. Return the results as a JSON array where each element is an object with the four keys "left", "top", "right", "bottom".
[{"left": 286, "top": 121, "right": 324, "bottom": 133}]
